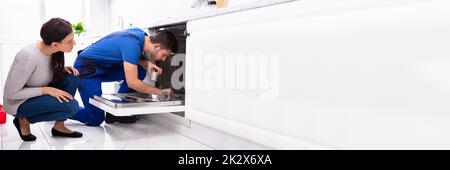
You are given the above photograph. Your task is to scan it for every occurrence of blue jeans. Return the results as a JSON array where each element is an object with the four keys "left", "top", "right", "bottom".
[
  {"left": 71, "top": 58, "right": 146, "bottom": 126},
  {"left": 16, "top": 74, "right": 80, "bottom": 124}
]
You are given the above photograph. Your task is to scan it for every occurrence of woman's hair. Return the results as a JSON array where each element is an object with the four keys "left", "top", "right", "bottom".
[{"left": 40, "top": 18, "right": 73, "bottom": 82}]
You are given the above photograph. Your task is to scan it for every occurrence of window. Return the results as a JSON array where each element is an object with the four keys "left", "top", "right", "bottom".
[
  {"left": 44, "top": 0, "right": 110, "bottom": 37},
  {"left": 44, "top": 0, "right": 88, "bottom": 23}
]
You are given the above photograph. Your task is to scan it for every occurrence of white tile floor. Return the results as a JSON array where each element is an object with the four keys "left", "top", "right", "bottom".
[{"left": 0, "top": 114, "right": 212, "bottom": 150}]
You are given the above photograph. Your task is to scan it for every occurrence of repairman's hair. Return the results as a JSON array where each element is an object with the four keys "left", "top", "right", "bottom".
[{"left": 150, "top": 31, "right": 178, "bottom": 53}]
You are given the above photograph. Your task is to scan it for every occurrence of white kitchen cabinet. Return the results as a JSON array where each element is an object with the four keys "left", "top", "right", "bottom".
[{"left": 186, "top": 0, "right": 450, "bottom": 149}]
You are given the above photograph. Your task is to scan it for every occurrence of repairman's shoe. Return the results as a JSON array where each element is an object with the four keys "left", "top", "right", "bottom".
[
  {"left": 51, "top": 128, "right": 83, "bottom": 138},
  {"left": 105, "top": 112, "right": 137, "bottom": 124}
]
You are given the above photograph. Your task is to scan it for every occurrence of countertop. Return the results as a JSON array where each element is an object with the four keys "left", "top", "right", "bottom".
[{"left": 143, "top": 0, "right": 298, "bottom": 28}]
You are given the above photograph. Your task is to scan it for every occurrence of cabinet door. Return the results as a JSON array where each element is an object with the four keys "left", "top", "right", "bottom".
[{"left": 186, "top": 0, "right": 450, "bottom": 149}]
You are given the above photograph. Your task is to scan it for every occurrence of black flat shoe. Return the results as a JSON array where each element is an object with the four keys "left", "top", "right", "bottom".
[
  {"left": 13, "top": 117, "right": 36, "bottom": 142},
  {"left": 51, "top": 128, "right": 83, "bottom": 138},
  {"left": 105, "top": 112, "right": 137, "bottom": 124}
]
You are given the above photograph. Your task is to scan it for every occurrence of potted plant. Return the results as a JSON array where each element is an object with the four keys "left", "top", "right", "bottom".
[{"left": 72, "top": 22, "right": 87, "bottom": 36}]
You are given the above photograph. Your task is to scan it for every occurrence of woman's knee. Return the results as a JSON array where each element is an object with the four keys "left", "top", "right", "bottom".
[{"left": 64, "top": 100, "right": 79, "bottom": 115}]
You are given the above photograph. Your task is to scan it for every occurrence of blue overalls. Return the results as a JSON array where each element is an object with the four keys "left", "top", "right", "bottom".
[{"left": 71, "top": 28, "right": 147, "bottom": 126}]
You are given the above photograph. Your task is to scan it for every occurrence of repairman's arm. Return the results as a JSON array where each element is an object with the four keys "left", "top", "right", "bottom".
[{"left": 123, "top": 61, "right": 162, "bottom": 95}]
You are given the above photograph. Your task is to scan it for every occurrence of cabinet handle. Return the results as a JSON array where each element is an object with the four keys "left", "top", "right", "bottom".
[{"left": 184, "top": 30, "right": 190, "bottom": 37}]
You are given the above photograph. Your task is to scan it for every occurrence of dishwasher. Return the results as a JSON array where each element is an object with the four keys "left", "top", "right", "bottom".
[{"left": 89, "top": 22, "right": 187, "bottom": 116}]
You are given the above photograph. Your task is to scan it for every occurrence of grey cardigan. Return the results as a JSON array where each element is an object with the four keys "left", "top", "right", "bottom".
[{"left": 2, "top": 43, "right": 53, "bottom": 115}]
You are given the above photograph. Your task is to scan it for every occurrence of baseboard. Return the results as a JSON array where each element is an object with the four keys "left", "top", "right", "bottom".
[{"left": 142, "top": 113, "right": 271, "bottom": 150}]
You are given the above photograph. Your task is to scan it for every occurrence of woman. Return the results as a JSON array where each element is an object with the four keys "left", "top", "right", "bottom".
[{"left": 3, "top": 18, "right": 83, "bottom": 141}]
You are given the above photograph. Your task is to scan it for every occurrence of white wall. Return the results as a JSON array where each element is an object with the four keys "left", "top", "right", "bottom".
[
  {"left": 0, "top": 0, "right": 43, "bottom": 41},
  {"left": 89, "top": 0, "right": 111, "bottom": 36},
  {"left": 0, "top": 0, "right": 43, "bottom": 95},
  {"left": 0, "top": 0, "right": 112, "bottom": 96}
]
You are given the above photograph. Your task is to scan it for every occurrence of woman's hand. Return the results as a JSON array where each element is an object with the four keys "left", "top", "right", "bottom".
[
  {"left": 42, "top": 87, "right": 73, "bottom": 103},
  {"left": 147, "top": 62, "right": 162, "bottom": 75},
  {"left": 65, "top": 66, "right": 79, "bottom": 76}
]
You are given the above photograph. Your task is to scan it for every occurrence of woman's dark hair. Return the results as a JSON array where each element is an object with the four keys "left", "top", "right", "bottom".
[{"left": 40, "top": 18, "right": 73, "bottom": 82}]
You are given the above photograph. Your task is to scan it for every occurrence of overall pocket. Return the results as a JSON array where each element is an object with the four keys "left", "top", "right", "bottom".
[{"left": 75, "top": 58, "right": 98, "bottom": 78}]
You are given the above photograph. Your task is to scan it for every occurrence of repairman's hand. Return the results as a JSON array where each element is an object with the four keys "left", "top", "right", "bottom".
[
  {"left": 147, "top": 61, "right": 162, "bottom": 75},
  {"left": 159, "top": 88, "right": 173, "bottom": 96},
  {"left": 65, "top": 66, "right": 79, "bottom": 76}
]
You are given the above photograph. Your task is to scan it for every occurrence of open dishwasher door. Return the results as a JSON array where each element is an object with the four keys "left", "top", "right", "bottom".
[
  {"left": 89, "top": 93, "right": 185, "bottom": 116},
  {"left": 94, "top": 93, "right": 184, "bottom": 108}
]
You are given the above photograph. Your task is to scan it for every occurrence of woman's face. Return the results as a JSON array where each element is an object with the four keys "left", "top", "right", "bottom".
[{"left": 55, "top": 32, "right": 76, "bottom": 52}]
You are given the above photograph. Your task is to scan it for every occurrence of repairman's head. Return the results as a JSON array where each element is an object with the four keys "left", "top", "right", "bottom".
[{"left": 143, "top": 31, "right": 177, "bottom": 62}]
